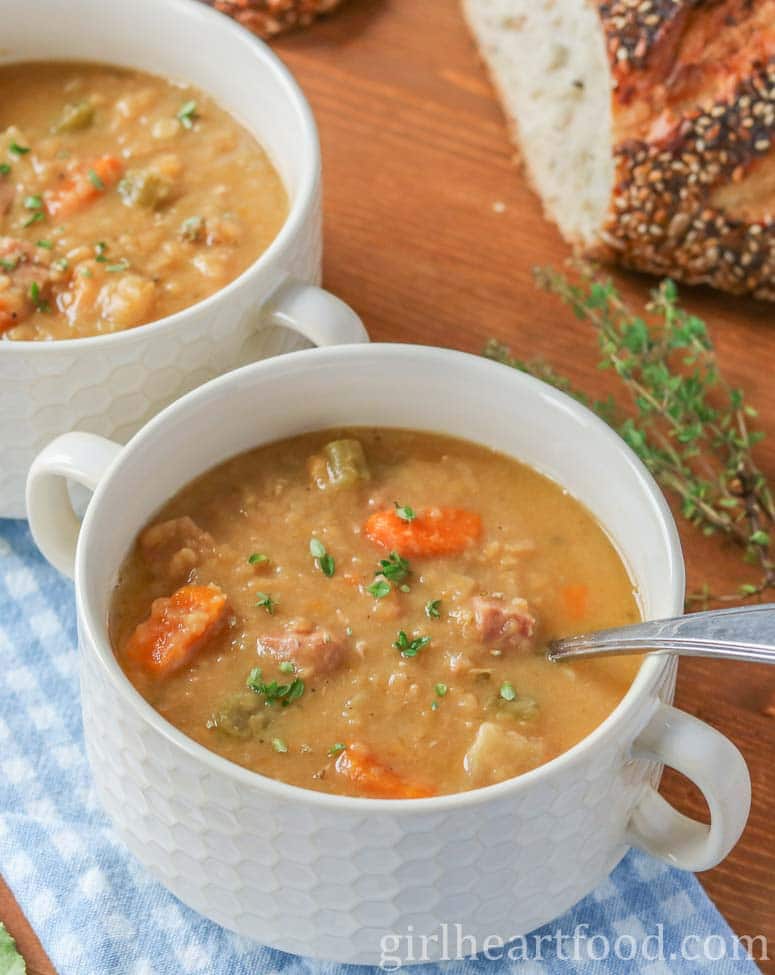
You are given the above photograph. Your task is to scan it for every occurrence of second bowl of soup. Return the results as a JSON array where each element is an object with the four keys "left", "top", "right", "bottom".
[
  {"left": 26, "top": 344, "right": 750, "bottom": 963},
  {"left": 0, "top": 0, "right": 367, "bottom": 517},
  {"left": 1, "top": 60, "right": 289, "bottom": 341}
]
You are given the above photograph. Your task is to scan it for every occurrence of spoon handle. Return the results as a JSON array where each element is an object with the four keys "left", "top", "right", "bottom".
[{"left": 548, "top": 603, "right": 775, "bottom": 664}]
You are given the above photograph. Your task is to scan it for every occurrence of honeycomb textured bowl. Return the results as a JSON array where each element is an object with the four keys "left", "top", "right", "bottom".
[
  {"left": 80, "top": 645, "right": 674, "bottom": 964},
  {"left": 27, "top": 345, "right": 751, "bottom": 964},
  {"left": 0, "top": 221, "right": 321, "bottom": 517}
]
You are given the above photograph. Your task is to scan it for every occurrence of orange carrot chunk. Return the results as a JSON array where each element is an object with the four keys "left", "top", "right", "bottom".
[
  {"left": 123, "top": 583, "right": 228, "bottom": 677},
  {"left": 562, "top": 583, "right": 589, "bottom": 620},
  {"left": 45, "top": 155, "right": 124, "bottom": 218},
  {"left": 0, "top": 299, "right": 15, "bottom": 334},
  {"left": 363, "top": 507, "right": 482, "bottom": 558},
  {"left": 335, "top": 743, "right": 435, "bottom": 799}
]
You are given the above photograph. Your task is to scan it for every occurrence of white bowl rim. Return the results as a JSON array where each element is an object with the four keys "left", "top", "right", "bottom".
[
  {"left": 0, "top": 0, "right": 319, "bottom": 353},
  {"left": 76, "top": 343, "right": 686, "bottom": 814}
]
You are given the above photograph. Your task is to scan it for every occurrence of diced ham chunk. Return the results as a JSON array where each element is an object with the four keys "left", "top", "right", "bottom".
[
  {"left": 140, "top": 516, "right": 214, "bottom": 581},
  {"left": 258, "top": 629, "right": 348, "bottom": 679},
  {"left": 123, "top": 583, "right": 229, "bottom": 677},
  {"left": 0, "top": 237, "right": 55, "bottom": 333},
  {"left": 463, "top": 722, "right": 544, "bottom": 787},
  {"left": 472, "top": 595, "right": 536, "bottom": 652}
]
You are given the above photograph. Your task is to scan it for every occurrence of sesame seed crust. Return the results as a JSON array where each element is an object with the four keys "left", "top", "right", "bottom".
[
  {"left": 204, "top": 0, "right": 344, "bottom": 38},
  {"left": 599, "top": 0, "right": 700, "bottom": 75},
  {"left": 598, "top": 57, "right": 775, "bottom": 299}
]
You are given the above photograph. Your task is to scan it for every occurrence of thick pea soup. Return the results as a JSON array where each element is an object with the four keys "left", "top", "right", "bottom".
[
  {"left": 110, "top": 429, "right": 641, "bottom": 798},
  {"left": 0, "top": 62, "right": 287, "bottom": 340}
]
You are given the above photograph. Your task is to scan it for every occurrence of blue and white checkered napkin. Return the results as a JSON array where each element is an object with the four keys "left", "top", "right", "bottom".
[{"left": 0, "top": 517, "right": 761, "bottom": 975}]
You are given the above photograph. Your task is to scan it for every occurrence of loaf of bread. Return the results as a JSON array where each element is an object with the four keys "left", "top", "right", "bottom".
[
  {"left": 204, "top": 0, "right": 344, "bottom": 38},
  {"left": 462, "top": 0, "right": 775, "bottom": 300}
]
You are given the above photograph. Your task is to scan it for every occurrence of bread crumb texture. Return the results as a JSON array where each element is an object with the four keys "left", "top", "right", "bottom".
[{"left": 203, "top": 0, "right": 344, "bottom": 37}]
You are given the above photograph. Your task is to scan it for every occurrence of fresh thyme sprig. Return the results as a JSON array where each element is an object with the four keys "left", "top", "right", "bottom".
[{"left": 485, "top": 261, "right": 775, "bottom": 604}]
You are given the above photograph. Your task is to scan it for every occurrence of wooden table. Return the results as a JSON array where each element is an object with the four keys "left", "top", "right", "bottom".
[{"left": 2, "top": 1, "right": 773, "bottom": 970}]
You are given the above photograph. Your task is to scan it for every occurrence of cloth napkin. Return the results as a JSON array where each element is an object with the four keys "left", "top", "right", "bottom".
[{"left": 0, "top": 517, "right": 761, "bottom": 975}]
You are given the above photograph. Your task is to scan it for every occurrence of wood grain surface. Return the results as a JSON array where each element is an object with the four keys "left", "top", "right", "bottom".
[{"left": 2, "top": 1, "right": 773, "bottom": 971}]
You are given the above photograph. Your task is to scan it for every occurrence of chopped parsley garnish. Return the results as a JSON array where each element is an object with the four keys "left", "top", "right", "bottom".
[
  {"left": 256, "top": 592, "right": 277, "bottom": 614},
  {"left": 279, "top": 661, "right": 295, "bottom": 674},
  {"left": 0, "top": 257, "right": 18, "bottom": 272},
  {"left": 394, "top": 630, "right": 430, "bottom": 658},
  {"left": 52, "top": 257, "right": 69, "bottom": 272},
  {"left": 432, "top": 685, "right": 447, "bottom": 709},
  {"left": 367, "top": 579, "right": 391, "bottom": 599},
  {"left": 272, "top": 737, "right": 288, "bottom": 753},
  {"left": 22, "top": 211, "right": 44, "bottom": 227},
  {"left": 368, "top": 552, "right": 410, "bottom": 598},
  {"left": 78, "top": 266, "right": 93, "bottom": 278},
  {"left": 0, "top": 163, "right": 10, "bottom": 175},
  {"left": 377, "top": 551, "right": 410, "bottom": 583},
  {"left": 328, "top": 743, "right": 346, "bottom": 757},
  {"left": 274, "top": 682, "right": 302, "bottom": 708},
  {"left": 23, "top": 195, "right": 43, "bottom": 210},
  {"left": 28, "top": 281, "right": 49, "bottom": 312},
  {"left": 247, "top": 667, "right": 304, "bottom": 708},
  {"left": 106, "top": 259, "right": 130, "bottom": 272},
  {"left": 177, "top": 100, "right": 199, "bottom": 129},
  {"left": 310, "top": 537, "right": 335, "bottom": 577},
  {"left": 399, "top": 583, "right": 411, "bottom": 593},
  {"left": 9, "top": 142, "right": 29, "bottom": 157},
  {"left": 425, "top": 599, "right": 441, "bottom": 619},
  {"left": 94, "top": 241, "right": 108, "bottom": 262},
  {"left": 87, "top": 168, "right": 105, "bottom": 190},
  {"left": 179, "top": 215, "right": 204, "bottom": 241},
  {"left": 36, "top": 239, "right": 53, "bottom": 249},
  {"left": 248, "top": 552, "right": 269, "bottom": 565},
  {"left": 500, "top": 681, "right": 517, "bottom": 702},
  {"left": 394, "top": 502, "right": 416, "bottom": 522}
]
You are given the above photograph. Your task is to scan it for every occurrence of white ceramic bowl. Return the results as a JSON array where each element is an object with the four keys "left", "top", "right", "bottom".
[
  {"left": 26, "top": 345, "right": 751, "bottom": 965},
  {"left": 0, "top": 0, "right": 368, "bottom": 518}
]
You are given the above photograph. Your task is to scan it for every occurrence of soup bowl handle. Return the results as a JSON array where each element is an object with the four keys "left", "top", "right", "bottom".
[
  {"left": 26, "top": 432, "right": 122, "bottom": 580},
  {"left": 262, "top": 278, "right": 369, "bottom": 347},
  {"left": 626, "top": 702, "right": 750, "bottom": 871}
]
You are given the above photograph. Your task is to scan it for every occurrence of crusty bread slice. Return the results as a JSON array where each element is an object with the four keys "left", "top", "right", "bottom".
[
  {"left": 463, "top": 0, "right": 775, "bottom": 300},
  {"left": 461, "top": 0, "right": 613, "bottom": 246}
]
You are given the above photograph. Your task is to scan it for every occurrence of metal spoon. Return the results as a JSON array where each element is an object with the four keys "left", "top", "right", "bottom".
[{"left": 547, "top": 603, "right": 775, "bottom": 665}]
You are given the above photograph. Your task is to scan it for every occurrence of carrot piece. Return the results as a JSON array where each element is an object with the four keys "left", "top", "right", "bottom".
[
  {"left": 335, "top": 743, "right": 435, "bottom": 799},
  {"left": 363, "top": 507, "right": 482, "bottom": 558},
  {"left": 0, "top": 300, "right": 14, "bottom": 333},
  {"left": 45, "top": 155, "right": 124, "bottom": 218},
  {"left": 562, "top": 583, "right": 589, "bottom": 620},
  {"left": 123, "top": 583, "right": 228, "bottom": 677}
]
